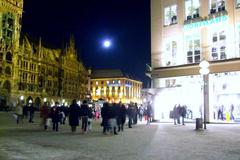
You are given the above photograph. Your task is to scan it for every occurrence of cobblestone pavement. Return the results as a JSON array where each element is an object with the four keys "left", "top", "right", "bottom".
[{"left": 0, "top": 112, "right": 240, "bottom": 160}]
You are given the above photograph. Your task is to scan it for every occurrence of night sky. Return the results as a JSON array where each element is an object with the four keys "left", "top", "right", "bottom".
[{"left": 22, "top": 0, "right": 151, "bottom": 87}]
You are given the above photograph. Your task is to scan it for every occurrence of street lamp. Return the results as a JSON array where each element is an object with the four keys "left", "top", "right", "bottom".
[
  {"left": 199, "top": 60, "right": 209, "bottom": 129},
  {"left": 20, "top": 95, "right": 24, "bottom": 101}
]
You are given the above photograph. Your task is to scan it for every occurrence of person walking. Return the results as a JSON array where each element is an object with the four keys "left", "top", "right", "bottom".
[
  {"left": 127, "top": 103, "right": 134, "bottom": 128},
  {"left": 139, "top": 104, "right": 144, "bottom": 122},
  {"left": 15, "top": 101, "right": 23, "bottom": 124},
  {"left": 101, "top": 102, "right": 109, "bottom": 134},
  {"left": 119, "top": 103, "right": 127, "bottom": 131},
  {"left": 108, "top": 103, "right": 118, "bottom": 135},
  {"left": 133, "top": 103, "right": 138, "bottom": 124},
  {"left": 180, "top": 105, "right": 187, "bottom": 125},
  {"left": 51, "top": 102, "right": 61, "bottom": 132},
  {"left": 40, "top": 102, "right": 50, "bottom": 130},
  {"left": 23, "top": 104, "right": 28, "bottom": 120},
  {"left": 28, "top": 102, "right": 35, "bottom": 123},
  {"left": 68, "top": 99, "right": 80, "bottom": 133},
  {"left": 146, "top": 102, "right": 152, "bottom": 125},
  {"left": 80, "top": 100, "right": 90, "bottom": 133},
  {"left": 173, "top": 104, "right": 178, "bottom": 125}
]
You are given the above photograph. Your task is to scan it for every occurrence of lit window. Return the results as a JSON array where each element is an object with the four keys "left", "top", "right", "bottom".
[
  {"left": 107, "top": 81, "right": 109, "bottom": 84},
  {"left": 185, "top": 0, "right": 200, "bottom": 20},
  {"left": 239, "top": 25, "right": 240, "bottom": 55},
  {"left": 211, "top": 30, "right": 226, "bottom": 60},
  {"left": 237, "top": 0, "right": 240, "bottom": 8},
  {"left": 185, "top": 35, "right": 201, "bottom": 64},
  {"left": 113, "top": 80, "right": 115, "bottom": 83},
  {"left": 164, "top": 5, "right": 177, "bottom": 26},
  {"left": 118, "top": 80, "right": 121, "bottom": 84},
  {"left": 210, "top": 0, "right": 225, "bottom": 14},
  {"left": 96, "top": 81, "right": 98, "bottom": 85},
  {"left": 163, "top": 40, "right": 177, "bottom": 66}
]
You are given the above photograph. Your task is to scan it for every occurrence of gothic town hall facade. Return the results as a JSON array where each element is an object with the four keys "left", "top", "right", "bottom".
[{"left": 0, "top": 0, "right": 88, "bottom": 109}]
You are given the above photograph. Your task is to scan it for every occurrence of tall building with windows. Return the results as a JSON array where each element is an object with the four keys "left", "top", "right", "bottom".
[
  {"left": 0, "top": 0, "right": 88, "bottom": 109},
  {"left": 151, "top": 0, "right": 240, "bottom": 122},
  {"left": 90, "top": 69, "right": 142, "bottom": 104}
]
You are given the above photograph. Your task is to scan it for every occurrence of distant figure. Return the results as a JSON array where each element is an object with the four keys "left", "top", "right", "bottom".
[
  {"left": 68, "top": 99, "right": 80, "bottom": 133},
  {"left": 176, "top": 105, "right": 181, "bottom": 124},
  {"left": 15, "top": 101, "right": 23, "bottom": 124},
  {"left": 146, "top": 102, "right": 152, "bottom": 125},
  {"left": 230, "top": 104, "right": 234, "bottom": 121},
  {"left": 28, "top": 102, "right": 35, "bottom": 123},
  {"left": 23, "top": 104, "right": 28, "bottom": 119},
  {"left": 127, "top": 103, "right": 135, "bottom": 128},
  {"left": 101, "top": 102, "right": 109, "bottom": 134},
  {"left": 119, "top": 103, "right": 127, "bottom": 131},
  {"left": 40, "top": 102, "right": 50, "bottom": 130},
  {"left": 173, "top": 105, "right": 178, "bottom": 125},
  {"left": 80, "top": 100, "right": 90, "bottom": 133},
  {"left": 88, "top": 106, "right": 94, "bottom": 131},
  {"left": 139, "top": 104, "right": 144, "bottom": 122},
  {"left": 51, "top": 102, "right": 61, "bottom": 132},
  {"left": 108, "top": 103, "right": 118, "bottom": 135},
  {"left": 180, "top": 105, "right": 187, "bottom": 125}
]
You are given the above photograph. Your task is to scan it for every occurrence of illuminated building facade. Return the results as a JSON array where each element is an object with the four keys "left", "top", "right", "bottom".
[
  {"left": 90, "top": 69, "right": 142, "bottom": 104},
  {"left": 0, "top": 0, "right": 88, "bottom": 109},
  {"left": 151, "top": 0, "right": 240, "bottom": 122}
]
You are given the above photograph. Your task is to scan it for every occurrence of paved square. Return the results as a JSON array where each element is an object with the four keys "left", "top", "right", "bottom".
[{"left": 0, "top": 112, "right": 240, "bottom": 160}]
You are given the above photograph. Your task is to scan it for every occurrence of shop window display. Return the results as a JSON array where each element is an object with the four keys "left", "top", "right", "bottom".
[
  {"left": 154, "top": 76, "right": 202, "bottom": 121},
  {"left": 210, "top": 72, "right": 240, "bottom": 122}
]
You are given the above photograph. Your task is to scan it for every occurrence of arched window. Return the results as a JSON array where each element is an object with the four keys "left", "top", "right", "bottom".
[
  {"left": 5, "top": 66, "right": 11, "bottom": 75},
  {"left": 6, "top": 52, "right": 12, "bottom": 63}
]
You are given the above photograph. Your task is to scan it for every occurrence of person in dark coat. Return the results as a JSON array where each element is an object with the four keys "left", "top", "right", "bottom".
[
  {"left": 119, "top": 103, "right": 127, "bottom": 131},
  {"left": 133, "top": 103, "right": 138, "bottom": 124},
  {"left": 127, "top": 103, "right": 135, "bottom": 128},
  {"left": 108, "top": 103, "right": 118, "bottom": 135},
  {"left": 173, "top": 104, "right": 178, "bottom": 125},
  {"left": 63, "top": 105, "right": 69, "bottom": 124},
  {"left": 40, "top": 102, "right": 50, "bottom": 130},
  {"left": 180, "top": 105, "right": 187, "bottom": 125},
  {"left": 28, "top": 102, "right": 35, "bottom": 123},
  {"left": 51, "top": 102, "right": 61, "bottom": 132},
  {"left": 146, "top": 102, "right": 152, "bottom": 125},
  {"left": 69, "top": 99, "right": 80, "bottom": 132},
  {"left": 23, "top": 104, "right": 28, "bottom": 119},
  {"left": 80, "top": 100, "right": 90, "bottom": 133},
  {"left": 101, "top": 102, "right": 109, "bottom": 134}
]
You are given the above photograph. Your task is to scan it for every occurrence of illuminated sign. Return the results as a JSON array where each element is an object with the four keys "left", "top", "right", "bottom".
[{"left": 184, "top": 15, "right": 228, "bottom": 30}]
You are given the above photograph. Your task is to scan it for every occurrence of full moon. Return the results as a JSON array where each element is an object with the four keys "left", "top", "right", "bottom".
[{"left": 103, "top": 40, "right": 111, "bottom": 48}]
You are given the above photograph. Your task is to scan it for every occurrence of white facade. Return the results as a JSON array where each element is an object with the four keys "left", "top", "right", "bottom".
[{"left": 151, "top": 0, "right": 240, "bottom": 122}]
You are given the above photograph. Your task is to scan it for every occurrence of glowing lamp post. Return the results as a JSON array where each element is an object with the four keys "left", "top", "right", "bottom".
[
  {"left": 20, "top": 95, "right": 24, "bottom": 101},
  {"left": 199, "top": 60, "right": 209, "bottom": 130}
]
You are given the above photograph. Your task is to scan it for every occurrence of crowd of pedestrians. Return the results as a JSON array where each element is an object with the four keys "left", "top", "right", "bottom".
[
  {"left": 13, "top": 99, "right": 153, "bottom": 135},
  {"left": 172, "top": 104, "right": 187, "bottom": 125}
]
